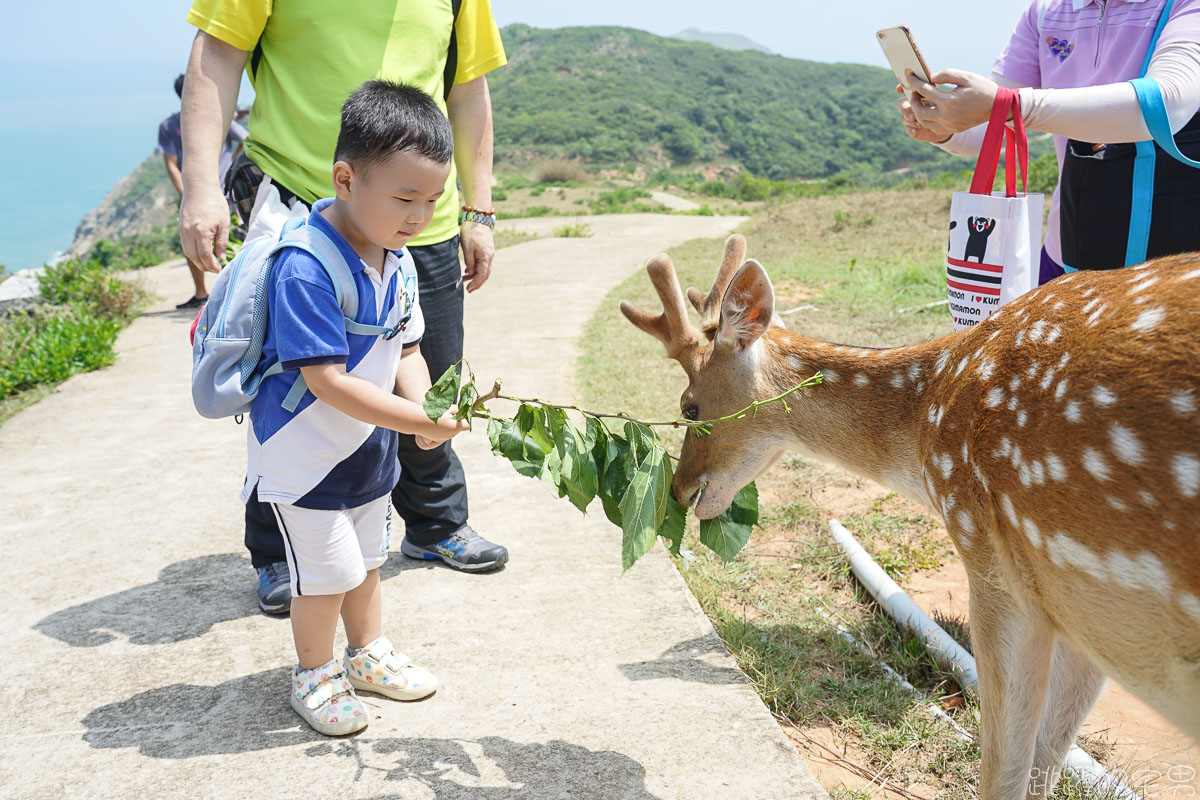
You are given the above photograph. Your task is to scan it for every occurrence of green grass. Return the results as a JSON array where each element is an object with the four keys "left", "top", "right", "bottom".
[{"left": 575, "top": 186, "right": 1129, "bottom": 799}]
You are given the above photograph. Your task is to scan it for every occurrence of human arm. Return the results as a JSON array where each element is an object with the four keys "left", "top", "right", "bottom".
[
  {"left": 446, "top": 75, "right": 495, "bottom": 293},
  {"left": 179, "top": 30, "right": 249, "bottom": 273},
  {"left": 299, "top": 354, "right": 468, "bottom": 446},
  {"left": 908, "top": 42, "right": 1200, "bottom": 144},
  {"left": 163, "top": 154, "right": 185, "bottom": 197}
]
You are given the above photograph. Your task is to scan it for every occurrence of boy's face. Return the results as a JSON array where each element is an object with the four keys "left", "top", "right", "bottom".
[{"left": 334, "top": 151, "right": 452, "bottom": 251}]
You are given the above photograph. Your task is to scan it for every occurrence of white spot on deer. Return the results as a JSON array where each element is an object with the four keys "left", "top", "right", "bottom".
[
  {"left": 1110, "top": 424, "right": 1145, "bottom": 466},
  {"left": 1027, "top": 363, "right": 1040, "bottom": 380},
  {"left": 1040, "top": 369, "right": 1056, "bottom": 391},
  {"left": 1015, "top": 328, "right": 1027, "bottom": 347},
  {"left": 1030, "top": 320, "right": 1047, "bottom": 342},
  {"left": 1092, "top": 386, "right": 1117, "bottom": 407},
  {"left": 1045, "top": 453, "right": 1068, "bottom": 482},
  {"left": 1166, "top": 519, "right": 1178, "bottom": 531},
  {"left": 916, "top": 381, "right": 925, "bottom": 393},
  {"left": 988, "top": 329, "right": 1003, "bottom": 342},
  {"left": 961, "top": 441, "right": 969, "bottom": 463},
  {"left": 1171, "top": 453, "right": 1200, "bottom": 497},
  {"left": 1086, "top": 303, "right": 1109, "bottom": 327},
  {"left": 955, "top": 357, "right": 969, "bottom": 377},
  {"left": 1046, "top": 326, "right": 1062, "bottom": 343},
  {"left": 985, "top": 387, "right": 1005, "bottom": 408},
  {"left": 1179, "top": 268, "right": 1200, "bottom": 281},
  {"left": 1001, "top": 494, "right": 1019, "bottom": 527},
  {"left": 1019, "top": 462, "right": 1033, "bottom": 487},
  {"left": 935, "top": 406, "right": 946, "bottom": 426},
  {"left": 1017, "top": 409, "right": 1028, "bottom": 427},
  {"left": 1057, "top": 352, "right": 1071, "bottom": 370},
  {"left": 1011, "top": 444, "right": 1024, "bottom": 471},
  {"left": 1128, "top": 275, "right": 1159, "bottom": 293},
  {"left": 1131, "top": 306, "right": 1167, "bottom": 333},
  {"left": 1179, "top": 594, "right": 1200, "bottom": 626},
  {"left": 1065, "top": 401, "right": 1083, "bottom": 423},
  {"left": 1007, "top": 396, "right": 1020, "bottom": 412},
  {"left": 1133, "top": 296, "right": 1149, "bottom": 305},
  {"left": 907, "top": 363, "right": 922, "bottom": 382},
  {"left": 973, "top": 464, "right": 990, "bottom": 492},
  {"left": 855, "top": 373, "right": 869, "bottom": 387},
  {"left": 1047, "top": 532, "right": 1104, "bottom": 577},
  {"left": 1082, "top": 298, "right": 1101, "bottom": 314},
  {"left": 1053, "top": 301, "right": 1066, "bottom": 311},
  {"left": 1107, "top": 550, "right": 1170, "bottom": 599},
  {"left": 1022, "top": 517, "right": 1043, "bottom": 548},
  {"left": 927, "top": 405, "right": 938, "bottom": 424},
  {"left": 1054, "top": 379, "right": 1069, "bottom": 402},
  {"left": 891, "top": 372, "right": 904, "bottom": 389},
  {"left": 1171, "top": 390, "right": 1196, "bottom": 415},
  {"left": 1031, "top": 460, "right": 1045, "bottom": 484},
  {"left": 1083, "top": 448, "right": 1113, "bottom": 481},
  {"left": 998, "top": 437, "right": 1013, "bottom": 458},
  {"left": 789, "top": 356, "right": 807, "bottom": 372},
  {"left": 822, "top": 368, "right": 839, "bottom": 383},
  {"left": 1009, "top": 376, "right": 1022, "bottom": 392},
  {"left": 955, "top": 510, "right": 975, "bottom": 547},
  {"left": 1106, "top": 496, "right": 1129, "bottom": 513},
  {"left": 977, "top": 359, "right": 996, "bottom": 381},
  {"left": 937, "top": 453, "right": 954, "bottom": 480},
  {"left": 935, "top": 350, "right": 950, "bottom": 374},
  {"left": 1139, "top": 490, "right": 1158, "bottom": 507}
]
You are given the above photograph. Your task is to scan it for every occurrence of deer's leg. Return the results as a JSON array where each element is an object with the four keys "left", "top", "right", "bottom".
[
  {"left": 1027, "top": 637, "right": 1105, "bottom": 798},
  {"left": 969, "top": 575, "right": 1056, "bottom": 800}
]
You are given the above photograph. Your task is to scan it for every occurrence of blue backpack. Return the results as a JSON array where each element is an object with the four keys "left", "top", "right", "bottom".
[{"left": 190, "top": 217, "right": 416, "bottom": 419}]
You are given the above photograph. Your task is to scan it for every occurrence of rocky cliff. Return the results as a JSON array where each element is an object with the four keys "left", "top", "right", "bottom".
[{"left": 67, "top": 154, "right": 178, "bottom": 258}]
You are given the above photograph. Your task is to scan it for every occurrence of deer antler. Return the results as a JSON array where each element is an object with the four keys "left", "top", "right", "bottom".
[
  {"left": 619, "top": 254, "right": 701, "bottom": 374},
  {"left": 686, "top": 233, "right": 746, "bottom": 340}
]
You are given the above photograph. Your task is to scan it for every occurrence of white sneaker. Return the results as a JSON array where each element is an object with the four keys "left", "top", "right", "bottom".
[
  {"left": 344, "top": 636, "right": 438, "bottom": 701},
  {"left": 290, "top": 658, "right": 368, "bottom": 736}
]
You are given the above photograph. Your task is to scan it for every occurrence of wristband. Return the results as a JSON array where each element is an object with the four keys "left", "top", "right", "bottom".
[{"left": 460, "top": 205, "right": 496, "bottom": 229}]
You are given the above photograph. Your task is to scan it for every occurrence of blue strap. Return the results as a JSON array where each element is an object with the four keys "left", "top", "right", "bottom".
[
  {"left": 281, "top": 374, "right": 310, "bottom": 413},
  {"left": 1121, "top": 0, "right": 1187, "bottom": 266}
]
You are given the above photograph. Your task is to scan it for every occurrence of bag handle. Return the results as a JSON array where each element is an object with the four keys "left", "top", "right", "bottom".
[{"left": 969, "top": 87, "right": 1029, "bottom": 197}]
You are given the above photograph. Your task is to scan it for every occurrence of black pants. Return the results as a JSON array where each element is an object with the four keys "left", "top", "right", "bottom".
[{"left": 245, "top": 237, "right": 470, "bottom": 568}]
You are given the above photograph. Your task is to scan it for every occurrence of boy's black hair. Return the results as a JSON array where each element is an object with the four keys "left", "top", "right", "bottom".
[
  {"left": 174, "top": 73, "right": 185, "bottom": 98},
  {"left": 334, "top": 80, "right": 453, "bottom": 170}
]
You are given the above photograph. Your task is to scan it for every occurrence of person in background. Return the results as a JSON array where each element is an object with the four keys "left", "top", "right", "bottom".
[
  {"left": 178, "top": 1, "right": 509, "bottom": 616},
  {"left": 897, "top": 0, "right": 1200, "bottom": 282},
  {"left": 158, "top": 73, "right": 247, "bottom": 309}
]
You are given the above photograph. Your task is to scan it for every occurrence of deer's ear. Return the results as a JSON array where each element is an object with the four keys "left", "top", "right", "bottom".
[{"left": 717, "top": 259, "right": 775, "bottom": 351}]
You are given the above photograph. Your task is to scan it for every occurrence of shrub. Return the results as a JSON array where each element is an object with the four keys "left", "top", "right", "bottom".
[
  {"left": 534, "top": 159, "right": 589, "bottom": 185},
  {"left": 0, "top": 307, "right": 121, "bottom": 398},
  {"left": 492, "top": 188, "right": 508, "bottom": 202},
  {"left": 553, "top": 223, "right": 593, "bottom": 238},
  {"left": 1026, "top": 152, "right": 1058, "bottom": 195},
  {"left": 39, "top": 258, "right": 140, "bottom": 321},
  {"left": 522, "top": 205, "right": 556, "bottom": 217}
]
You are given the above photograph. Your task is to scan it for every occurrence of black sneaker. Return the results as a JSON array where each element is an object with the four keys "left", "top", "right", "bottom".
[
  {"left": 176, "top": 295, "right": 208, "bottom": 310},
  {"left": 256, "top": 561, "right": 291, "bottom": 614},
  {"left": 400, "top": 526, "right": 508, "bottom": 572}
]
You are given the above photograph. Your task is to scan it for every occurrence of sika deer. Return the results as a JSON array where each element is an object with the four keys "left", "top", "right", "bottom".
[{"left": 621, "top": 234, "right": 1200, "bottom": 800}]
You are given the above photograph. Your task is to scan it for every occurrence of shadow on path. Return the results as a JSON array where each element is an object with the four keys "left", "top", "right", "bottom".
[
  {"left": 619, "top": 634, "right": 746, "bottom": 685},
  {"left": 35, "top": 551, "right": 433, "bottom": 647},
  {"left": 83, "top": 668, "right": 661, "bottom": 798}
]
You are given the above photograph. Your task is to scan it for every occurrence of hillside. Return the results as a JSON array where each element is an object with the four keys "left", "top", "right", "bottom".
[
  {"left": 67, "top": 154, "right": 178, "bottom": 259},
  {"left": 672, "top": 28, "right": 772, "bottom": 54},
  {"left": 491, "top": 24, "right": 959, "bottom": 179}
]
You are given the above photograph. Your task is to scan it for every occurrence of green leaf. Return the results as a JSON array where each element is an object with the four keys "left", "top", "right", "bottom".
[
  {"left": 618, "top": 433, "right": 670, "bottom": 570},
  {"left": 598, "top": 432, "right": 632, "bottom": 527},
  {"left": 698, "top": 481, "right": 759, "bottom": 562},
  {"left": 658, "top": 494, "right": 688, "bottom": 556},
  {"left": 423, "top": 363, "right": 461, "bottom": 421},
  {"left": 554, "top": 416, "right": 599, "bottom": 513},
  {"left": 489, "top": 411, "right": 546, "bottom": 478},
  {"left": 454, "top": 380, "right": 478, "bottom": 423}
]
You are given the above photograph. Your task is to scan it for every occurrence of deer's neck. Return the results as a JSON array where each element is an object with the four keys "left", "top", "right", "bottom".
[{"left": 760, "top": 329, "right": 963, "bottom": 507}]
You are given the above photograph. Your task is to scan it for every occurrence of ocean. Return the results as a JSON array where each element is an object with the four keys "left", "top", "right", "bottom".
[{"left": 0, "top": 60, "right": 253, "bottom": 274}]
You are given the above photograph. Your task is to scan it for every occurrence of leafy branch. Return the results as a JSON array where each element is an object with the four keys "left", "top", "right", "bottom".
[{"left": 423, "top": 360, "right": 822, "bottom": 569}]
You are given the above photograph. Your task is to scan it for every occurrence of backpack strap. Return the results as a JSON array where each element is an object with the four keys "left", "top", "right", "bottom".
[{"left": 268, "top": 221, "right": 403, "bottom": 411}]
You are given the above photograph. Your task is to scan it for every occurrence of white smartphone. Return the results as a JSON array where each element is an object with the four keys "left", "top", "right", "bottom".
[{"left": 877, "top": 26, "right": 933, "bottom": 90}]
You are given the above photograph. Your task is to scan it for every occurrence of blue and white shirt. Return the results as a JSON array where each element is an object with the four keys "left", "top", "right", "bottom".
[{"left": 241, "top": 199, "right": 425, "bottom": 510}]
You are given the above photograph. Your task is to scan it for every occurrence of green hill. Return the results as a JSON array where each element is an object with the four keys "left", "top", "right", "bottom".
[{"left": 491, "top": 24, "right": 960, "bottom": 180}]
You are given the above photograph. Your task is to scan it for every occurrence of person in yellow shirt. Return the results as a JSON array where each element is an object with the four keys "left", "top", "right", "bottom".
[{"left": 179, "top": 0, "right": 509, "bottom": 615}]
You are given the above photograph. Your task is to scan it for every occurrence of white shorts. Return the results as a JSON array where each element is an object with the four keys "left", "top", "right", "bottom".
[{"left": 270, "top": 494, "right": 392, "bottom": 596}]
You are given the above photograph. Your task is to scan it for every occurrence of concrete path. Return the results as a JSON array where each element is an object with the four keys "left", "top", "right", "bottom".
[{"left": 0, "top": 213, "right": 828, "bottom": 800}]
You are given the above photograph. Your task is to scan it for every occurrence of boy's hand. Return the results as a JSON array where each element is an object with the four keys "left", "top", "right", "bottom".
[{"left": 415, "top": 407, "right": 470, "bottom": 449}]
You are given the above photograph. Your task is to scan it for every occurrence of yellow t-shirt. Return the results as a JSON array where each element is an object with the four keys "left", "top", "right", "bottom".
[{"left": 186, "top": 0, "right": 506, "bottom": 246}]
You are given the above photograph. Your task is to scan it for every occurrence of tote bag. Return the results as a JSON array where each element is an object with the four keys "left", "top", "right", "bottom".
[{"left": 946, "top": 88, "right": 1044, "bottom": 331}]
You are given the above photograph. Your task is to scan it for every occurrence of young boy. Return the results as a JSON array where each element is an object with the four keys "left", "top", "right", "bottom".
[{"left": 241, "top": 80, "right": 468, "bottom": 736}]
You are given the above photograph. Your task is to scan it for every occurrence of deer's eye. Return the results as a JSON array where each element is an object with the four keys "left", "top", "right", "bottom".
[{"left": 682, "top": 404, "right": 700, "bottom": 420}]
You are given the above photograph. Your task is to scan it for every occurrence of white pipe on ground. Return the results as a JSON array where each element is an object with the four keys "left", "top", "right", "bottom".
[{"left": 827, "top": 518, "right": 1139, "bottom": 800}]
